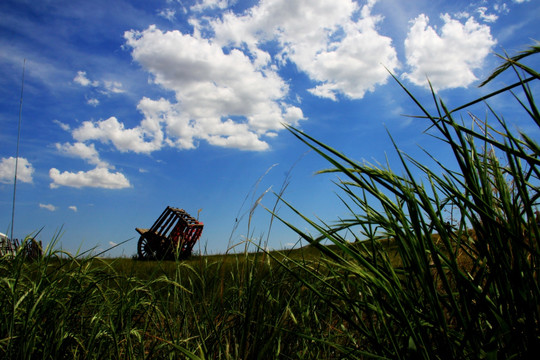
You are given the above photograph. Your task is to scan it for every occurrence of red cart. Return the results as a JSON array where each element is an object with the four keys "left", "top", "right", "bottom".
[{"left": 136, "top": 206, "right": 203, "bottom": 260}]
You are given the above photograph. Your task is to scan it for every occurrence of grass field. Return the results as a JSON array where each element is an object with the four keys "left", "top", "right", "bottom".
[{"left": 1, "top": 43, "right": 539, "bottom": 359}]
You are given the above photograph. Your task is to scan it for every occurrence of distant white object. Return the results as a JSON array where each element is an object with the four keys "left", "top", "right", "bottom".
[{"left": 0, "top": 232, "right": 13, "bottom": 256}]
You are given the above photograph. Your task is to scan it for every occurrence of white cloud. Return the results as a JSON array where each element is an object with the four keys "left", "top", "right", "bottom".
[
  {"left": 53, "top": 140, "right": 133, "bottom": 190},
  {"left": 53, "top": 119, "right": 70, "bottom": 131},
  {"left": 0, "top": 157, "right": 34, "bottom": 184},
  {"left": 455, "top": 11, "right": 470, "bottom": 19},
  {"left": 403, "top": 13, "right": 496, "bottom": 90},
  {"left": 158, "top": 8, "right": 176, "bottom": 21},
  {"left": 210, "top": 0, "right": 398, "bottom": 100},
  {"left": 494, "top": 3, "right": 509, "bottom": 14},
  {"left": 109, "top": 241, "right": 117, "bottom": 247},
  {"left": 87, "top": 98, "right": 99, "bottom": 106},
  {"left": 103, "top": 81, "right": 124, "bottom": 94},
  {"left": 49, "top": 167, "right": 131, "bottom": 189},
  {"left": 124, "top": 25, "right": 304, "bottom": 151},
  {"left": 120, "top": 0, "right": 401, "bottom": 150},
  {"left": 74, "top": 70, "right": 124, "bottom": 96},
  {"left": 55, "top": 142, "right": 109, "bottom": 168},
  {"left": 74, "top": 71, "right": 98, "bottom": 87},
  {"left": 476, "top": 7, "right": 498, "bottom": 22},
  {"left": 39, "top": 203, "right": 57, "bottom": 211},
  {"left": 303, "top": 15, "right": 398, "bottom": 100},
  {"left": 72, "top": 116, "right": 163, "bottom": 154},
  {"left": 191, "top": 0, "right": 230, "bottom": 12},
  {"left": 69, "top": 205, "right": 78, "bottom": 212}
]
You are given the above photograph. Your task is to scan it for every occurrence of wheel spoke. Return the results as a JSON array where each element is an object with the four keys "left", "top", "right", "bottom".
[{"left": 138, "top": 236, "right": 157, "bottom": 260}]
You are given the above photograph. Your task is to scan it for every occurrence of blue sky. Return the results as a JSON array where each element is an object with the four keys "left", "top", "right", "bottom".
[{"left": 0, "top": 0, "right": 539, "bottom": 257}]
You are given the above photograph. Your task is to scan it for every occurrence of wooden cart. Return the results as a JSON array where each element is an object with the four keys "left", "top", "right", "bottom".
[{"left": 136, "top": 206, "right": 203, "bottom": 260}]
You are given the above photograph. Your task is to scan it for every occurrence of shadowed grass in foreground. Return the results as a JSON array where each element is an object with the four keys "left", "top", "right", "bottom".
[{"left": 275, "top": 42, "right": 540, "bottom": 358}]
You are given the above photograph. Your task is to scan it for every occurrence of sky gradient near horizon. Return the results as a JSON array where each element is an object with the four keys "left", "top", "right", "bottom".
[{"left": 1, "top": 0, "right": 539, "bottom": 256}]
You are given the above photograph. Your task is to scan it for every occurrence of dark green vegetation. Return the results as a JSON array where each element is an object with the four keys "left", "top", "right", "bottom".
[{"left": 2, "top": 44, "right": 539, "bottom": 359}]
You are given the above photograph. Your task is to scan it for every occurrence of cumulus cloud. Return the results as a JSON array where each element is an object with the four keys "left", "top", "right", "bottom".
[
  {"left": 476, "top": 7, "right": 498, "bottom": 22},
  {"left": 124, "top": 25, "right": 304, "bottom": 151},
  {"left": 210, "top": 0, "right": 398, "bottom": 100},
  {"left": 65, "top": 1, "right": 499, "bottom": 156},
  {"left": 39, "top": 203, "right": 57, "bottom": 211},
  {"left": 87, "top": 98, "right": 99, "bottom": 106},
  {"left": 158, "top": 8, "right": 176, "bottom": 21},
  {"left": 53, "top": 136, "right": 133, "bottom": 189},
  {"left": 191, "top": 0, "right": 230, "bottom": 12},
  {"left": 403, "top": 13, "right": 496, "bottom": 90},
  {"left": 55, "top": 142, "right": 109, "bottom": 168},
  {"left": 72, "top": 116, "right": 163, "bottom": 153},
  {"left": 74, "top": 71, "right": 98, "bottom": 87},
  {"left": 49, "top": 167, "right": 131, "bottom": 189},
  {"left": 74, "top": 70, "right": 124, "bottom": 97},
  {"left": 116, "top": 0, "right": 401, "bottom": 151},
  {"left": 69, "top": 205, "right": 78, "bottom": 212},
  {"left": 102, "top": 81, "right": 124, "bottom": 94},
  {"left": 0, "top": 157, "right": 34, "bottom": 184}
]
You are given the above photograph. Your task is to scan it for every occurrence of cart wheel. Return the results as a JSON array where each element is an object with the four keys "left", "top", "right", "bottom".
[{"left": 138, "top": 236, "right": 157, "bottom": 260}]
